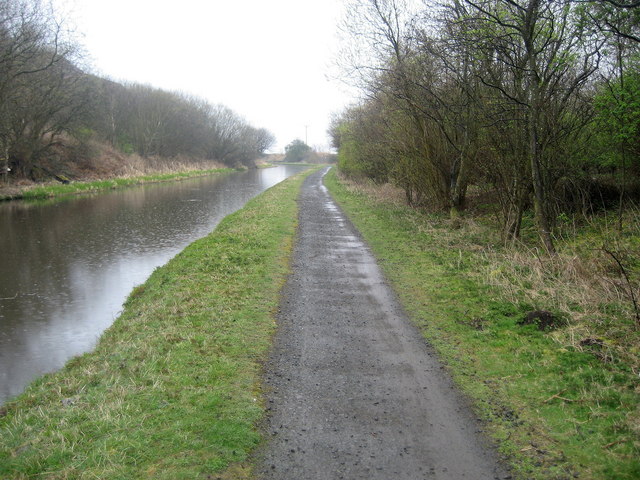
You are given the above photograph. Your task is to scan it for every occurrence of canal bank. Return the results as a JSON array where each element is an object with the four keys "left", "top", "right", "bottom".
[
  {"left": 0, "top": 164, "right": 309, "bottom": 405},
  {"left": 0, "top": 166, "right": 321, "bottom": 478},
  {"left": 322, "top": 170, "right": 640, "bottom": 479},
  {"left": 0, "top": 167, "right": 240, "bottom": 202}
]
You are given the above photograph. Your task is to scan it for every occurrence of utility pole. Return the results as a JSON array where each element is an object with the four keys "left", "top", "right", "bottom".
[{"left": 304, "top": 125, "right": 308, "bottom": 145}]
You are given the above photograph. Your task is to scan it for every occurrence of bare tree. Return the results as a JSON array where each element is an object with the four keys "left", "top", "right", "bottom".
[
  {"left": 460, "top": 0, "right": 603, "bottom": 253},
  {"left": 0, "top": 0, "right": 81, "bottom": 179},
  {"left": 340, "top": 0, "right": 479, "bottom": 213}
]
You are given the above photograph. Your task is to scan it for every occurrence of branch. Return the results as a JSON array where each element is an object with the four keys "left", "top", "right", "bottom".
[
  {"left": 600, "top": 0, "right": 640, "bottom": 9},
  {"left": 603, "top": 246, "right": 640, "bottom": 327}
]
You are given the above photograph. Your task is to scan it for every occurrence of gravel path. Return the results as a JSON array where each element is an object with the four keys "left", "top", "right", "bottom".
[{"left": 257, "top": 168, "right": 508, "bottom": 479}]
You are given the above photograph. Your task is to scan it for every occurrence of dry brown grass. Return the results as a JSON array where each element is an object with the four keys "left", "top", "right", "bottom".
[
  {"left": 336, "top": 174, "right": 407, "bottom": 207},
  {"left": 475, "top": 211, "right": 640, "bottom": 372},
  {"left": 0, "top": 138, "right": 228, "bottom": 199},
  {"left": 79, "top": 142, "right": 226, "bottom": 179}
]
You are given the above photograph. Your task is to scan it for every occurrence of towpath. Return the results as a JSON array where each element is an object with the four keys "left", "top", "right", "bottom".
[{"left": 257, "top": 168, "right": 508, "bottom": 479}]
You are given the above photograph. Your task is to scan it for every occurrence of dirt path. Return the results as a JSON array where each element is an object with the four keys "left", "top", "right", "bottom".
[{"left": 257, "top": 168, "right": 508, "bottom": 479}]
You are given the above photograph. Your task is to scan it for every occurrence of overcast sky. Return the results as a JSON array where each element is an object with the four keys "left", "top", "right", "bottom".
[{"left": 55, "top": 0, "right": 355, "bottom": 152}]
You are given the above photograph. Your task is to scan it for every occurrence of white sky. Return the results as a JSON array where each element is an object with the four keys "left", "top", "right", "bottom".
[{"left": 55, "top": 0, "right": 355, "bottom": 152}]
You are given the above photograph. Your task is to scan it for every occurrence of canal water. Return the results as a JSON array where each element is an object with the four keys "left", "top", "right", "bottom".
[{"left": 0, "top": 165, "right": 309, "bottom": 404}]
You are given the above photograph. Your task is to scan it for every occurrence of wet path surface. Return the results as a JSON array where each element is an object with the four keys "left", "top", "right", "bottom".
[{"left": 257, "top": 168, "right": 508, "bottom": 479}]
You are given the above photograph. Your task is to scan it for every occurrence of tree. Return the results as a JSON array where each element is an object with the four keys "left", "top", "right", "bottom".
[
  {"left": 594, "top": 62, "right": 640, "bottom": 223},
  {"left": 0, "top": 2, "right": 276, "bottom": 180},
  {"left": 460, "top": 0, "right": 603, "bottom": 253},
  {"left": 330, "top": 101, "right": 394, "bottom": 184},
  {"left": 587, "top": 0, "right": 640, "bottom": 43},
  {"left": 0, "top": 0, "right": 82, "bottom": 179},
  {"left": 340, "top": 0, "right": 480, "bottom": 214},
  {"left": 284, "top": 139, "right": 312, "bottom": 162},
  {"left": 253, "top": 128, "right": 276, "bottom": 155}
]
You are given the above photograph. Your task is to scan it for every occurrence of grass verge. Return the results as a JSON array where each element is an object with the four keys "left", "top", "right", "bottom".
[
  {"left": 0, "top": 168, "right": 236, "bottom": 202},
  {"left": 0, "top": 167, "right": 319, "bottom": 479},
  {"left": 324, "top": 169, "right": 640, "bottom": 480}
]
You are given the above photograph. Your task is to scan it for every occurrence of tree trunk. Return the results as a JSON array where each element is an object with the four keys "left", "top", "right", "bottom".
[
  {"left": 450, "top": 132, "right": 469, "bottom": 219},
  {"left": 503, "top": 182, "right": 528, "bottom": 242},
  {"left": 525, "top": 0, "right": 556, "bottom": 254},
  {"left": 529, "top": 108, "right": 556, "bottom": 254}
]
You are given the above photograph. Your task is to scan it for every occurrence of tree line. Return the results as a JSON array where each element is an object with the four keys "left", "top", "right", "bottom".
[
  {"left": 330, "top": 0, "right": 640, "bottom": 253},
  {"left": 0, "top": 0, "right": 275, "bottom": 182}
]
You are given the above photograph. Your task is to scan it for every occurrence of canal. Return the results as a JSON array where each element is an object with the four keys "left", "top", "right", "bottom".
[{"left": 0, "top": 164, "right": 308, "bottom": 404}]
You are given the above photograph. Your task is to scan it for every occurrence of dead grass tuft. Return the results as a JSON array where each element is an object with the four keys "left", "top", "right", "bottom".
[
  {"left": 477, "top": 212, "right": 640, "bottom": 370},
  {"left": 335, "top": 172, "right": 407, "bottom": 207},
  {"left": 114, "top": 154, "right": 226, "bottom": 178}
]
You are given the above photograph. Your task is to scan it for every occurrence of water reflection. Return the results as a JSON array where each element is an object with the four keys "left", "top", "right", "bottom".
[{"left": 0, "top": 165, "right": 308, "bottom": 404}]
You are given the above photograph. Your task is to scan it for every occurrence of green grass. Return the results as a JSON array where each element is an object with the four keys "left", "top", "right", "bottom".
[
  {"left": 0, "top": 167, "right": 319, "bottom": 479},
  {"left": 1, "top": 168, "right": 236, "bottom": 201},
  {"left": 324, "top": 169, "right": 640, "bottom": 480}
]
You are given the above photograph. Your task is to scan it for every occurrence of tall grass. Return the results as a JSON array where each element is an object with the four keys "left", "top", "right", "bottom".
[{"left": 479, "top": 208, "right": 640, "bottom": 367}]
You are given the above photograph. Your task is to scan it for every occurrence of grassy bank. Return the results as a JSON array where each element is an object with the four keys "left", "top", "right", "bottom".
[
  {"left": 0, "top": 167, "right": 318, "bottom": 479},
  {"left": 0, "top": 168, "right": 237, "bottom": 202},
  {"left": 324, "top": 169, "right": 640, "bottom": 480}
]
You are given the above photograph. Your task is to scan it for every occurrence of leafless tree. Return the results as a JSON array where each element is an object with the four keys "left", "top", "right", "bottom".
[
  {"left": 459, "top": 0, "right": 603, "bottom": 253},
  {"left": 0, "top": 0, "right": 82, "bottom": 179}
]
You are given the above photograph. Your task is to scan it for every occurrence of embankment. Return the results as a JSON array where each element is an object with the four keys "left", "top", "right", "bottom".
[
  {"left": 0, "top": 167, "right": 319, "bottom": 479},
  {"left": 0, "top": 167, "right": 238, "bottom": 202}
]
